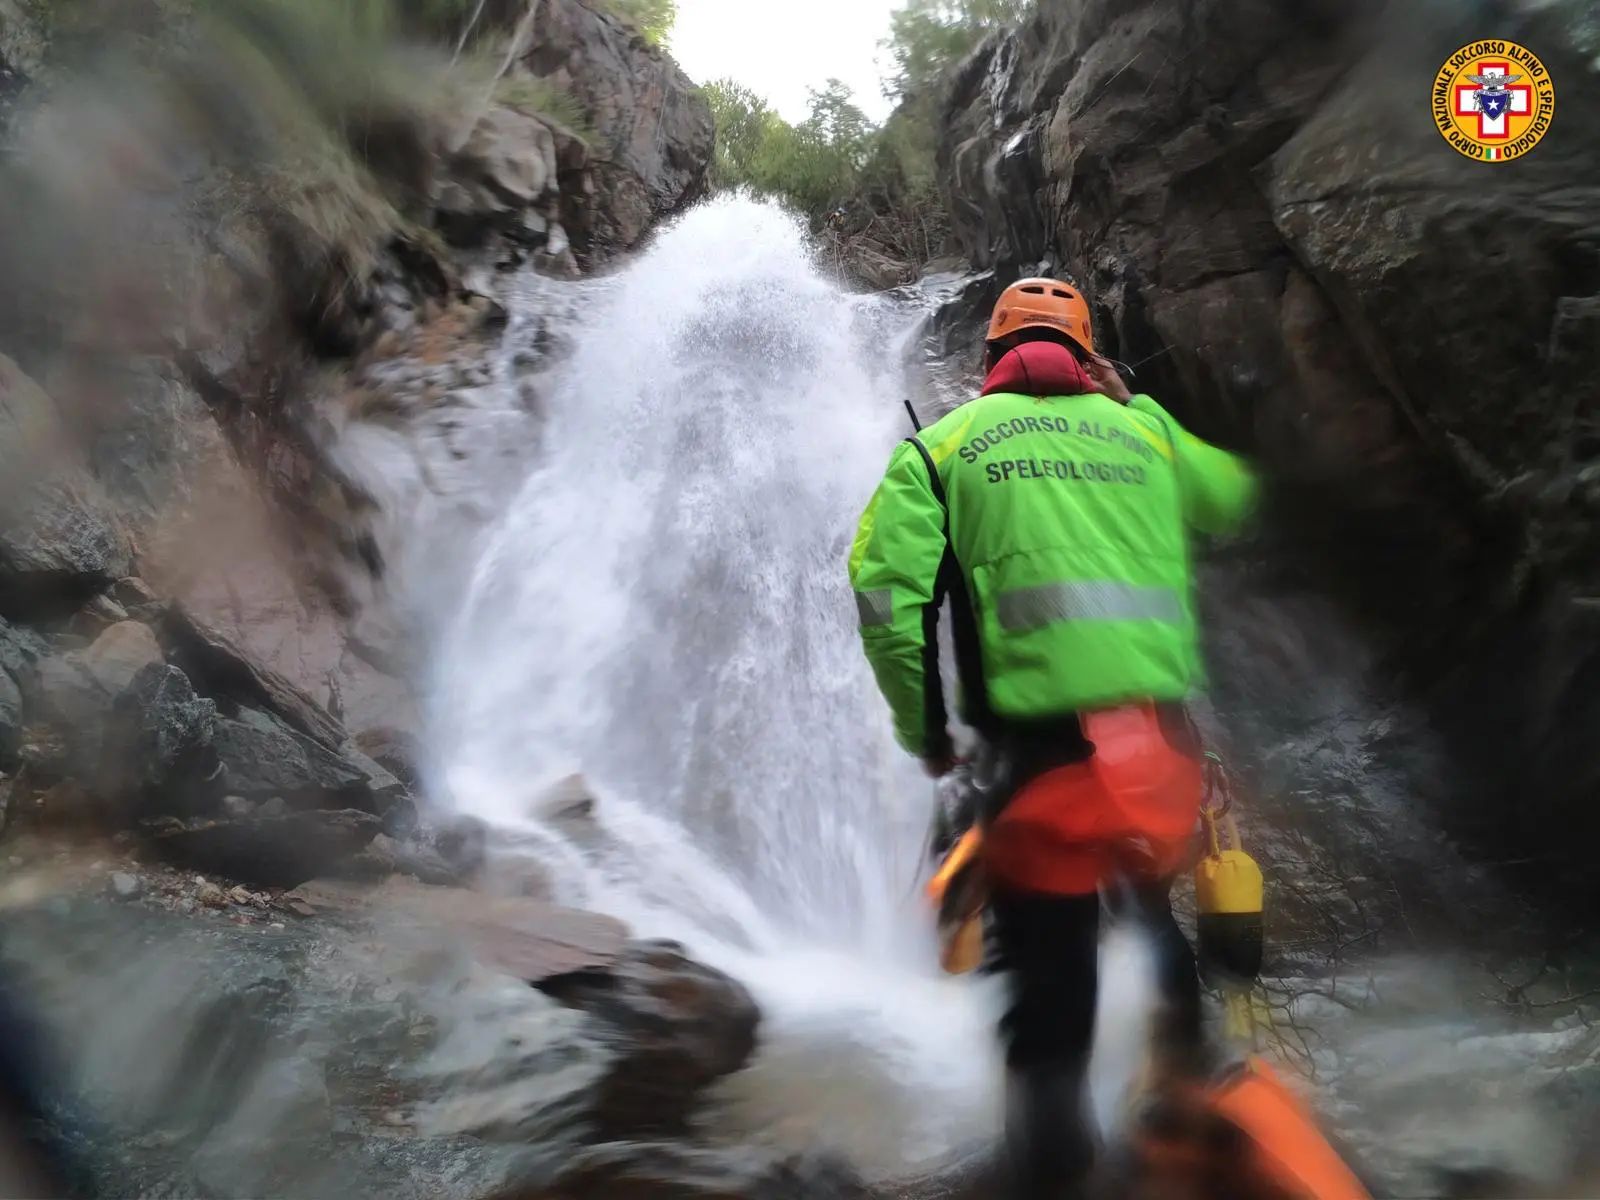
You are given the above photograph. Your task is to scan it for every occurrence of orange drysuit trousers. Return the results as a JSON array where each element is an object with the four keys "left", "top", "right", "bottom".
[
  {"left": 982, "top": 702, "right": 1205, "bottom": 898},
  {"left": 976, "top": 703, "right": 1207, "bottom": 1200}
]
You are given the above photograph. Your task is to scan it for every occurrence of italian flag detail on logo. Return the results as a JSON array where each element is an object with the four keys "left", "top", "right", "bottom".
[{"left": 1484, "top": 146, "right": 1502, "bottom": 161}]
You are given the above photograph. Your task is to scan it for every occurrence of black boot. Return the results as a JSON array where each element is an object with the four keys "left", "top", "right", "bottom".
[{"left": 1002, "top": 1064, "right": 1098, "bottom": 1200}]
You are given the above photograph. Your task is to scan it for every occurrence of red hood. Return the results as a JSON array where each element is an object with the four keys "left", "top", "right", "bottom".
[{"left": 980, "top": 340, "right": 1096, "bottom": 398}]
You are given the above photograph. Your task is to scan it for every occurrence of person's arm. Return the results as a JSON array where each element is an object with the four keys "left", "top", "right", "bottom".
[
  {"left": 848, "top": 439, "right": 954, "bottom": 767},
  {"left": 1128, "top": 393, "right": 1259, "bottom": 536}
]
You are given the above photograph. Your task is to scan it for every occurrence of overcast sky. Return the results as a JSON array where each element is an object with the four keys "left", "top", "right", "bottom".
[{"left": 668, "top": 0, "right": 900, "bottom": 125}]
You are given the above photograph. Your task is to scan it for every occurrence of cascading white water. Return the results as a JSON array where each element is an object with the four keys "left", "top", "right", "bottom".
[{"left": 427, "top": 195, "right": 1154, "bottom": 1177}]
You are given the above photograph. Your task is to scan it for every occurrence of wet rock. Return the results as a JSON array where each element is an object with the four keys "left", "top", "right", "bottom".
[
  {"left": 353, "top": 727, "right": 423, "bottom": 789},
  {"left": 28, "top": 654, "right": 109, "bottom": 766},
  {"left": 476, "top": 840, "right": 556, "bottom": 900},
  {"left": 109, "top": 577, "right": 159, "bottom": 610},
  {"left": 196, "top": 880, "right": 228, "bottom": 909},
  {"left": 72, "top": 592, "right": 129, "bottom": 635},
  {"left": 453, "top": 898, "right": 630, "bottom": 985},
  {"left": 18, "top": 627, "right": 189, "bottom": 795},
  {"left": 0, "top": 359, "right": 131, "bottom": 619},
  {"left": 0, "top": 618, "right": 44, "bottom": 767},
  {"left": 536, "top": 939, "right": 760, "bottom": 1136},
  {"left": 410, "top": 975, "right": 615, "bottom": 1148},
  {"left": 0, "top": 490, "right": 130, "bottom": 623},
  {"left": 31, "top": 779, "right": 98, "bottom": 829},
  {"left": 519, "top": 0, "right": 714, "bottom": 261},
  {"left": 342, "top": 744, "right": 410, "bottom": 814},
  {"left": 381, "top": 794, "right": 420, "bottom": 840},
  {"left": 432, "top": 813, "right": 489, "bottom": 880},
  {"left": 438, "top": 103, "right": 560, "bottom": 247},
  {"left": 388, "top": 837, "right": 471, "bottom": 888},
  {"left": 77, "top": 621, "right": 163, "bottom": 695},
  {"left": 220, "top": 794, "right": 253, "bottom": 818},
  {"left": 211, "top": 706, "right": 373, "bottom": 811},
  {"left": 532, "top": 772, "right": 597, "bottom": 826},
  {"left": 190, "top": 1056, "right": 332, "bottom": 1198},
  {"left": 141, "top": 808, "right": 383, "bottom": 889},
  {"left": 0, "top": 616, "right": 47, "bottom": 680},
  {"left": 325, "top": 832, "right": 399, "bottom": 883},
  {"left": 97, "top": 663, "right": 218, "bottom": 818},
  {"left": 0, "top": 653, "right": 19, "bottom": 767},
  {"left": 526, "top": 1142, "right": 873, "bottom": 1200},
  {"left": 160, "top": 601, "right": 347, "bottom": 752},
  {"left": 109, "top": 871, "right": 142, "bottom": 899}
]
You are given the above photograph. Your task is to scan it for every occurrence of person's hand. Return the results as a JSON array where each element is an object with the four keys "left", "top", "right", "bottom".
[
  {"left": 1086, "top": 356, "right": 1133, "bottom": 404},
  {"left": 922, "top": 749, "right": 965, "bottom": 778}
]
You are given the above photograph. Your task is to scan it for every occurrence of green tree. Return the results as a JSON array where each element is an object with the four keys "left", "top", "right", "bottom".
[
  {"left": 702, "top": 77, "right": 873, "bottom": 216},
  {"left": 703, "top": 79, "right": 777, "bottom": 189},
  {"left": 800, "top": 78, "right": 871, "bottom": 161},
  {"left": 880, "top": 0, "right": 1031, "bottom": 102},
  {"left": 605, "top": 0, "right": 678, "bottom": 47}
]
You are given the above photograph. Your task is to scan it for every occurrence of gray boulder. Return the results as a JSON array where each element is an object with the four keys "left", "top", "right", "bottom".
[
  {"left": 211, "top": 706, "right": 372, "bottom": 810},
  {"left": 0, "top": 354, "right": 130, "bottom": 616},
  {"left": 142, "top": 808, "right": 383, "bottom": 889},
  {"left": 98, "top": 662, "right": 218, "bottom": 816}
]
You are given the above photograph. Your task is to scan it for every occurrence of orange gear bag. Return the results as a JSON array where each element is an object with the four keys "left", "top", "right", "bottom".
[{"left": 982, "top": 702, "right": 1204, "bottom": 896}]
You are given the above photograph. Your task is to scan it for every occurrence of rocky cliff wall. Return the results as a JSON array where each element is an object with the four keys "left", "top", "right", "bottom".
[
  {"left": 932, "top": 0, "right": 1600, "bottom": 909},
  {"left": 0, "top": 0, "right": 714, "bottom": 861}
]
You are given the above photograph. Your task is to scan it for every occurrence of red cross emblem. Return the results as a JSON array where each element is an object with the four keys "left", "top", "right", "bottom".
[{"left": 1454, "top": 59, "right": 1533, "bottom": 140}]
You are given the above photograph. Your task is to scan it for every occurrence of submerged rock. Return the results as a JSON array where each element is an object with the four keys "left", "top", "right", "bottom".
[
  {"left": 536, "top": 939, "right": 761, "bottom": 1137},
  {"left": 532, "top": 772, "right": 598, "bottom": 827}
]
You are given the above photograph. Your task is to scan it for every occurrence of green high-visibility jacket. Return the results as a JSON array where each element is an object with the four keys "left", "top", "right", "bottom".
[{"left": 848, "top": 390, "right": 1258, "bottom": 759}]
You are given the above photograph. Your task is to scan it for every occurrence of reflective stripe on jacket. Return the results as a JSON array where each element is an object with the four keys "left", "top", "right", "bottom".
[{"left": 848, "top": 381, "right": 1257, "bottom": 758}]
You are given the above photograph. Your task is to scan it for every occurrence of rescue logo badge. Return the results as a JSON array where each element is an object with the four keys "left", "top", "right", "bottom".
[{"left": 1432, "top": 40, "right": 1555, "bottom": 162}]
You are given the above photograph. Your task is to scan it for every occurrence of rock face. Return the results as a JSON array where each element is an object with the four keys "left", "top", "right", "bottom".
[
  {"left": 932, "top": 0, "right": 1600, "bottom": 910},
  {"left": 521, "top": 0, "right": 715, "bottom": 260},
  {"left": 423, "top": 0, "right": 713, "bottom": 277},
  {"left": 0, "top": 355, "right": 132, "bottom": 617}
]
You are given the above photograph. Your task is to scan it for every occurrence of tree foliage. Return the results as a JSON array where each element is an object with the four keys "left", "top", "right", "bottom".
[
  {"left": 702, "top": 0, "right": 1032, "bottom": 270},
  {"left": 703, "top": 76, "right": 872, "bottom": 216},
  {"left": 880, "top": 0, "right": 1032, "bottom": 102},
  {"left": 604, "top": 0, "right": 677, "bottom": 47}
]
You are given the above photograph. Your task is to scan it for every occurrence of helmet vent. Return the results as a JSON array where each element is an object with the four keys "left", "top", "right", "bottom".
[{"left": 1020, "top": 285, "right": 1045, "bottom": 294}]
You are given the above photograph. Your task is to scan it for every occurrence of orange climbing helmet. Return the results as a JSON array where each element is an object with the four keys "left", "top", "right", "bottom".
[{"left": 986, "top": 277, "right": 1095, "bottom": 357}]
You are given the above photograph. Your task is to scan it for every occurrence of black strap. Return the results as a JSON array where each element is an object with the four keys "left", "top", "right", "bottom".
[{"left": 901, "top": 436, "right": 995, "bottom": 753}]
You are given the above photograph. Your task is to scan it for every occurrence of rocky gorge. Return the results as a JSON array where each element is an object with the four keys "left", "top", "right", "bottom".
[
  {"left": 3, "top": 0, "right": 1600, "bottom": 1197},
  {"left": 0, "top": 1, "right": 841, "bottom": 1197},
  {"left": 927, "top": 0, "right": 1600, "bottom": 914}
]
